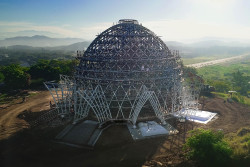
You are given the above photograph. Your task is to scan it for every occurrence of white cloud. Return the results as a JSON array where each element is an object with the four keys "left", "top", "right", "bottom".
[
  {"left": 0, "top": 21, "right": 78, "bottom": 38},
  {"left": 30, "top": 25, "right": 77, "bottom": 37},
  {"left": 0, "top": 21, "right": 112, "bottom": 40},
  {"left": 2, "top": 19, "right": 250, "bottom": 43},
  {"left": 79, "top": 22, "right": 113, "bottom": 40},
  {"left": 76, "top": 19, "right": 250, "bottom": 42},
  {"left": 142, "top": 19, "right": 250, "bottom": 43},
  {"left": 62, "top": 24, "right": 72, "bottom": 28}
]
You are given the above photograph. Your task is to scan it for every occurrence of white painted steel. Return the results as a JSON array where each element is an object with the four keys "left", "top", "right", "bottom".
[{"left": 43, "top": 20, "right": 203, "bottom": 125}]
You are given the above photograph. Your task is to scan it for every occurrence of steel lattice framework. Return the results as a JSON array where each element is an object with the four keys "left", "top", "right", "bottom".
[{"left": 44, "top": 19, "right": 200, "bottom": 127}]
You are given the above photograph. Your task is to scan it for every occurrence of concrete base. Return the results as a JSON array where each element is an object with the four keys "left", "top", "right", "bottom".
[
  {"left": 127, "top": 121, "right": 178, "bottom": 140},
  {"left": 174, "top": 109, "right": 217, "bottom": 124},
  {"left": 55, "top": 120, "right": 102, "bottom": 147}
]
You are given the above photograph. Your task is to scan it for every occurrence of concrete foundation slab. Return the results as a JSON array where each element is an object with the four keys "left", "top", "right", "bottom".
[
  {"left": 174, "top": 109, "right": 217, "bottom": 124},
  {"left": 55, "top": 120, "right": 102, "bottom": 147},
  {"left": 127, "top": 121, "right": 178, "bottom": 140}
]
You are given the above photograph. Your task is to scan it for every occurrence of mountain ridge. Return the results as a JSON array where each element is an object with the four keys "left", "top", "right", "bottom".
[
  {"left": 1, "top": 35, "right": 250, "bottom": 54},
  {"left": 0, "top": 35, "right": 87, "bottom": 47}
]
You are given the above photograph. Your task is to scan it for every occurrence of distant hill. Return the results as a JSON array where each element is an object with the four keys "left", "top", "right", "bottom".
[
  {"left": 2, "top": 41, "right": 91, "bottom": 52},
  {"left": 187, "top": 40, "right": 250, "bottom": 48},
  {"left": 6, "top": 45, "right": 36, "bottom": 50},
  {"left": 50, "top": 41, "right": 90, "bottom": 51},
  {"left": 1, "top": 35, "right": 250, "bottom": 58},
  {"left": 0, "top": 35, "right": 86, "bottom": 47},
  {"left": 165, "top": 40, "right": 250, "bottom": 58}
]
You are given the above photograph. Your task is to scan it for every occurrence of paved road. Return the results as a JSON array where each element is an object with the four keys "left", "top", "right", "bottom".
[{"left": 186, "top": 53, "right": 250, "bottom": 68}]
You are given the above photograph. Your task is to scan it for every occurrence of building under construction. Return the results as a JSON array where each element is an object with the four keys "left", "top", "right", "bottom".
[{"left": 44, "top": 19, "right": 200, "bottom": 130}]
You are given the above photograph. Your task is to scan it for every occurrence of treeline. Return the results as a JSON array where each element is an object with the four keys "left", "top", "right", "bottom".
[
  {"left": 208, "top": 71, "right": 250, "bottom": 96},
  {"left": 184, "top": 66, "right": 250, "bottom": 97},
  {"left": 0, "top": 59, "right": 77, "bottom": 90},
  {"left": 0, "top": 47, "right": 75, "bottom": 66}
]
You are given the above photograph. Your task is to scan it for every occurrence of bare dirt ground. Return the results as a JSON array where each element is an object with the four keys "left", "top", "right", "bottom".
[
  {"left": 0, "top": 91, "right": 52, "bottom": 140},
  {"left": 0, "top": 91, "right": 249, "bottom": 167},
  {"left": 200, "top": 97, "right": 250, "bottom": 133}
]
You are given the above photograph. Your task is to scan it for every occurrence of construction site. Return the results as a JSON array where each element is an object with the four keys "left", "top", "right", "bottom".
[
  {"left": 41, "top": 19, "right": 208, "bottom": 146},
  {"left": 1, "top": 19, "right": 249, "bottom": 167}
]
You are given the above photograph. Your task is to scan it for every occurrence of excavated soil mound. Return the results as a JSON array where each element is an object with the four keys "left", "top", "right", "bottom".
[{"left": 200, "top": 97, "right": 250, "bottom": 133}]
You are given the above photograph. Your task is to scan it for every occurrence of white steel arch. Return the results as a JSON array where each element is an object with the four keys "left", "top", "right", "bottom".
[
  {"left": 44, "top": 75, "right": 74, "bottom": 115},
  {"left": 129, "top": 85, "right": 166, "bottom": 126},
  {"left": 76, "top": 85, "right": 112, "bottom": 123}
]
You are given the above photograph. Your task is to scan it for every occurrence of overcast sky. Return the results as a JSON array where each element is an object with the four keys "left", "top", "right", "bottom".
[{"left": 1, "top": 0, "right": 250, "bottom": 43}]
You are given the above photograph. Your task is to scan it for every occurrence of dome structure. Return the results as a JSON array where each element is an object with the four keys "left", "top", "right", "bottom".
[
  {"left": 45, "top": 19, "right": 184, "bottom": 126},
  {"left": 72, "top": 19, "right": 183, "bottom": 124},
  {"left": 76, "top": 19, "right": 180, "bottom": 86}
]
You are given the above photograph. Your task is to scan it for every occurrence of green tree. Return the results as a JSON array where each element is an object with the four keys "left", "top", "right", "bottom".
[
  {"left": 183, "top": 66, "right": 198, "bottom": 76},
  {"left": 210, "top": 80, "right": 231, "bottom": 93},
  {"left": 184, "top": 129, "right": 232, "bottom": 167},
  {"left": 29, "top": 60, "right": 60, "bottom": 81},
  {"left": 232, "top": 71, "right": 249, "bottom": 95},
  {"left": 29, "top": 59, "right": 76, "bottom": 81},
  {"left": 2, "top": 64, "right": 30, "bottom": 89}
]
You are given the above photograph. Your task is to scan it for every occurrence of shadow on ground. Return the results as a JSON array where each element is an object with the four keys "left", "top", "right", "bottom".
[{"left": 0, "top": 124, "right": 173, "bottom": 167}]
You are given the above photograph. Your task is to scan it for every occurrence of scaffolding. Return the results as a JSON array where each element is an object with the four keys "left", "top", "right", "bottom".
[{"left": 44, "top": 19, "right": 201, "bottom": 127}]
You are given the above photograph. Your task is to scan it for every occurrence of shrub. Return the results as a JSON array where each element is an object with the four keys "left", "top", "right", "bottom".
[
  {"left": 225, "top": 127, "right": 250, "bottom": 160},
  {"left": 184, "top": 129, "right": 232, "bottom": 167},
  {"left": 210, "top": 80, "right": 232, "bottom": 93},
  {"left": 231, "top": 93, "right": 250, "bottom": 106}
]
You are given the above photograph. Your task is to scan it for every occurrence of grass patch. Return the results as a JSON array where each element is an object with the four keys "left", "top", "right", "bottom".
[
  {"left": 211, "top": 92, "right": 250, "bottom": 106},
  {"left": 197, "top": 60, "right": 250, "bottom": 82},
  {"left": 211, "top": 92, "right": 228, "bottom": 100},
  {"left": 182, "top": 54, "right": 242, "bottom": 65},
  {"left": 231, "top": 94, "right": 250, "bottom": 106},
  {"left": 225, "top": 127, "right": 250, "bottom": 160}
]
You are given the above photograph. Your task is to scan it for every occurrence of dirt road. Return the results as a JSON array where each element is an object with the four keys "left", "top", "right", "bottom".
[
  {"left": 0, "top": 91, "right": 52, "bottom": 140},
  {"left": 186, "top": 53, "right": 250, "bottom": 68}
]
